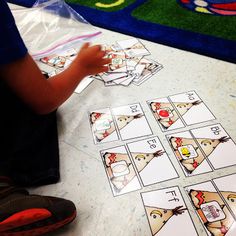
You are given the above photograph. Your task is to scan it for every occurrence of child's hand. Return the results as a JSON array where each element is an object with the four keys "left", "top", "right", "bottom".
[{"left": 71, "top": 42, "right": 111, "bottom": 77}]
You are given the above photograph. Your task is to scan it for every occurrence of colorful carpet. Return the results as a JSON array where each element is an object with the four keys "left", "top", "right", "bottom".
[{"left": 8, "top": 0, "right": 236, "bottom": 63}]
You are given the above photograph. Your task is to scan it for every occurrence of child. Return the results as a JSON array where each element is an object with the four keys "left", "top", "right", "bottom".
[{"left": 0, "top": 0, "right": 111, "bottom": 235}]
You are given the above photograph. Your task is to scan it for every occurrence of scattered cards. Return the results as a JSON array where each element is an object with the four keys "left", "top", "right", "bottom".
[{"left": 93, "top": 38, "right": 163, "bottom": 86}]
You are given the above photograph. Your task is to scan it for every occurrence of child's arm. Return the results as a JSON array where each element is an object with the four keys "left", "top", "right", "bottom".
[{"left": 0, "top": 43, "right": 111, "bottom": 114}]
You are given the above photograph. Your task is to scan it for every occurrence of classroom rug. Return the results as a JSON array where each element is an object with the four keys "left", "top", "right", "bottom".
[{"left": 8, "top": 0, "right": 236, "bottom": 63}]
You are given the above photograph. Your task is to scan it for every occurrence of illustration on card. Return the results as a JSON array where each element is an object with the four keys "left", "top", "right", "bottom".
[
  {"left": 169, "top": 91, "right": 215, "bottom": 126},
  {"left": 147, "top": 97, "right": 185, "bottom": 131},
  {"left": 186, "top": 182, "right": 236, "bottom": 236},
  {"left": 191, "top": 124, "right": 236, "bottom": 170},
  {"left": 141, "top": 187, "right": 198, "bottom": 236},
  {"left": 127, "top": 137, "right": 178, "bottom": 186},
  {"left": 213, "top": 174, "right": 236, "bottom": 218},
  {"left": 167, "top": 131, "right": 212, "bottom": 176},
  {"left": 89, "top": 108, "right": 119, "bottom": 144},
  {"left": 145, "top": 205, "right": 186, "bottom": 235},
  {"left": 116, "top": 38, "right": 150, "bottom": 58},
  {"left": 39, "top": 48, "right": 77, "bottom": 69},
  {"left": 112, "top": 103, "right": 153, "bottom": 140},
  {"left": 100, "top": 146, "right": 141, "bottom": 196}
]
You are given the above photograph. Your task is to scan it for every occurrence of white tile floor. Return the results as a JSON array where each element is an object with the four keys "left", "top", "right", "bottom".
[
  {"left": 11, "top": 4, "right": 236, "bottom": 236},
  {"left": 28, "top": 28, "right": 236, "bottom": 236}
]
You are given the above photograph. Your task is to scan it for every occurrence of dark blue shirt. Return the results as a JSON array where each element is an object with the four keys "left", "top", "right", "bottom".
[
  {"left": 0, "top": 1, "right": 59, "bottom": 186},
  {"left": 0, "top": 0, "right": 27, "bottom": 65}
]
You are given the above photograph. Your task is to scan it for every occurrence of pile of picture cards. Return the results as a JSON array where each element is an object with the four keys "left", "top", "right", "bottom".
[
  {"left": 92, "top": 38, "right": 163, "bottom": 86},
  {"left": 36, "top": 37, "right": 163, "bottom": 92}
]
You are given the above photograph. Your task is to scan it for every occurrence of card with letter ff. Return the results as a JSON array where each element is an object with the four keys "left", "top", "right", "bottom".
[{"left": 141, "top": 186, "right": 198, "bottom": 236}]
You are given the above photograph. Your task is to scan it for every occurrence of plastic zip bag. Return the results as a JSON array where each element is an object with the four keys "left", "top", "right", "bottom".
[{"left": 11, "top": 0, "right": 101, "bottom": 59}]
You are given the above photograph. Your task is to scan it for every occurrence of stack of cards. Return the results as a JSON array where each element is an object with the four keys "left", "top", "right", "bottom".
[
  {"left": 92, "top": 38, "right": 163, "bottom": 86},
  {"left": 36, "top": 37, "right": 163, "bottom": 90}
]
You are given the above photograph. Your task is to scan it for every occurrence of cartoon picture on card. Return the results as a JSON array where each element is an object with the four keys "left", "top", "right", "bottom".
[
  {"left": 127, "top": 137, "right": 178, "bottom": 186},
  {"left": 167, "top": 131, "right": 212, "bottom": 176},
  {"left": 213, "top": 174, "right": 236, "bottom": 218},
  {"left": 107, "top": 51, "right": 127, "bottom": 73},
  {"left": 141, "top": 187, "right": 198, "bottom": 236},
  {"left": 147, "top": 97, "right": 185, "bottom": 131},
  {"left": 169, "top": 91, "right": 215, "bottom": 126},
  {"left": 186, "top": 181, "right": 236, "bottom": 236},
  {"left": 39, "top": 48, "right": 77, "bottom": 69},
  {"left": 112, "top": 103, "right": 153, "bottom": 140},
  {"left": 116, "top": 38, "right": 150, "bottom": 57},
  {"left": 89, "top": 108, "right": 119, "bottom": 144},
  {"left": 133, "top": 59, "right": 163, "bottom": 86},
  {"left": 191, "top": 124, "right": 236, "bottom": 170},
  {"left": 100, "top": 146, "right": 141, "bottom": 196}
]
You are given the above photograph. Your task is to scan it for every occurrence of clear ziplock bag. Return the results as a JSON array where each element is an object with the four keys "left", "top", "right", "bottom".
[{"left": 11, "top": 0, "right": 101, "bottom": 59}]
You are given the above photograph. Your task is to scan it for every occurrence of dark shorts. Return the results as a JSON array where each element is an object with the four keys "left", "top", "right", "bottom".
[{"left": 0, "top": 80, "right": 60, "bottom": 187}]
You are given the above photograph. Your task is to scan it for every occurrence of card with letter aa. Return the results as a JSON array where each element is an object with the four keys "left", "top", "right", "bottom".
[
  {"left": 168, "top": 91, "right": 216, "bottom": 126},
  {"left": 147, "top": 97, "right": 185, "bottom": 132},
  {"left": 112, "top": 103, "right": 153, "bottom": 141},
  {"left": 166, "top": 131, "right": 213, "bottom": 177},
  {"left": 190, "top": 124, "right": 236, "bottom": 170},
  {"left": 185, "top": 181, "right": 236, "bottom": 236},
  {"left": 141, "top": 186, "right": 198, "bottom": 236},
  {"left": 88, "top": 108, "right": 119, "bottom": 144},
  {"left": 127, "top": 136, "right": 178, "bottom": 186},
  {"left": 100, "top": 145, "right": 141, "bottom": 196},
  {"left": 213, "top": 174, "right": 236, "bottom": 219}
]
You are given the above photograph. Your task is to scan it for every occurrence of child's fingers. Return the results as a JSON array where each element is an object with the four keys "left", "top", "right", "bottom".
[
  {"left": 81, "top": 42, "right": 90, "bottom": 50},
  {"left": 97, "top": 58, "right": 112, "bottom": 65}
]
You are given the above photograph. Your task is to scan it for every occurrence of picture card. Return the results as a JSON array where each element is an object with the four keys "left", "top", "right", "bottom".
[
  {"left": 147, "top": 97, "right": 185, "bottom": 132},
  {"left": 116, "top": 38, "right": 150, "bottom": 57},
  {"left": 88, "top": 108, "right": 119, "bottom": 144},
  {"left": 166, "top": 131, "right": 213, "bottom": 177},
  {"left": 141, "top": 186, "right": 198, "bottom": 236},
  {"left": 112, "top": 103, "right": 153, "bottom": 141},
  {"left": 132, "top": 58, "right": 163, "bottom": 86},
  {"left": 127, "top": 136, "right": 178, "bottom": 186},
  {"left": 39, "top": 48, "right": 77, "bottom": 69},
  {"left": 107, "top": 51, "right": 127, "bottom": 73},
  {"left": 100, "top": 145, "right": 141, "bottom": 196},
  {"left": 213, "top": 174, "right": 236, "bottom": 219},
  {"left": 169, "top": 91, "right": 215, "bottom": 126},
  {"left": 191, "top": 124, "right": 236, "bottom": 170},
  {"left": 185, "top": 181, "right": 236, "bottom": 236}
]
